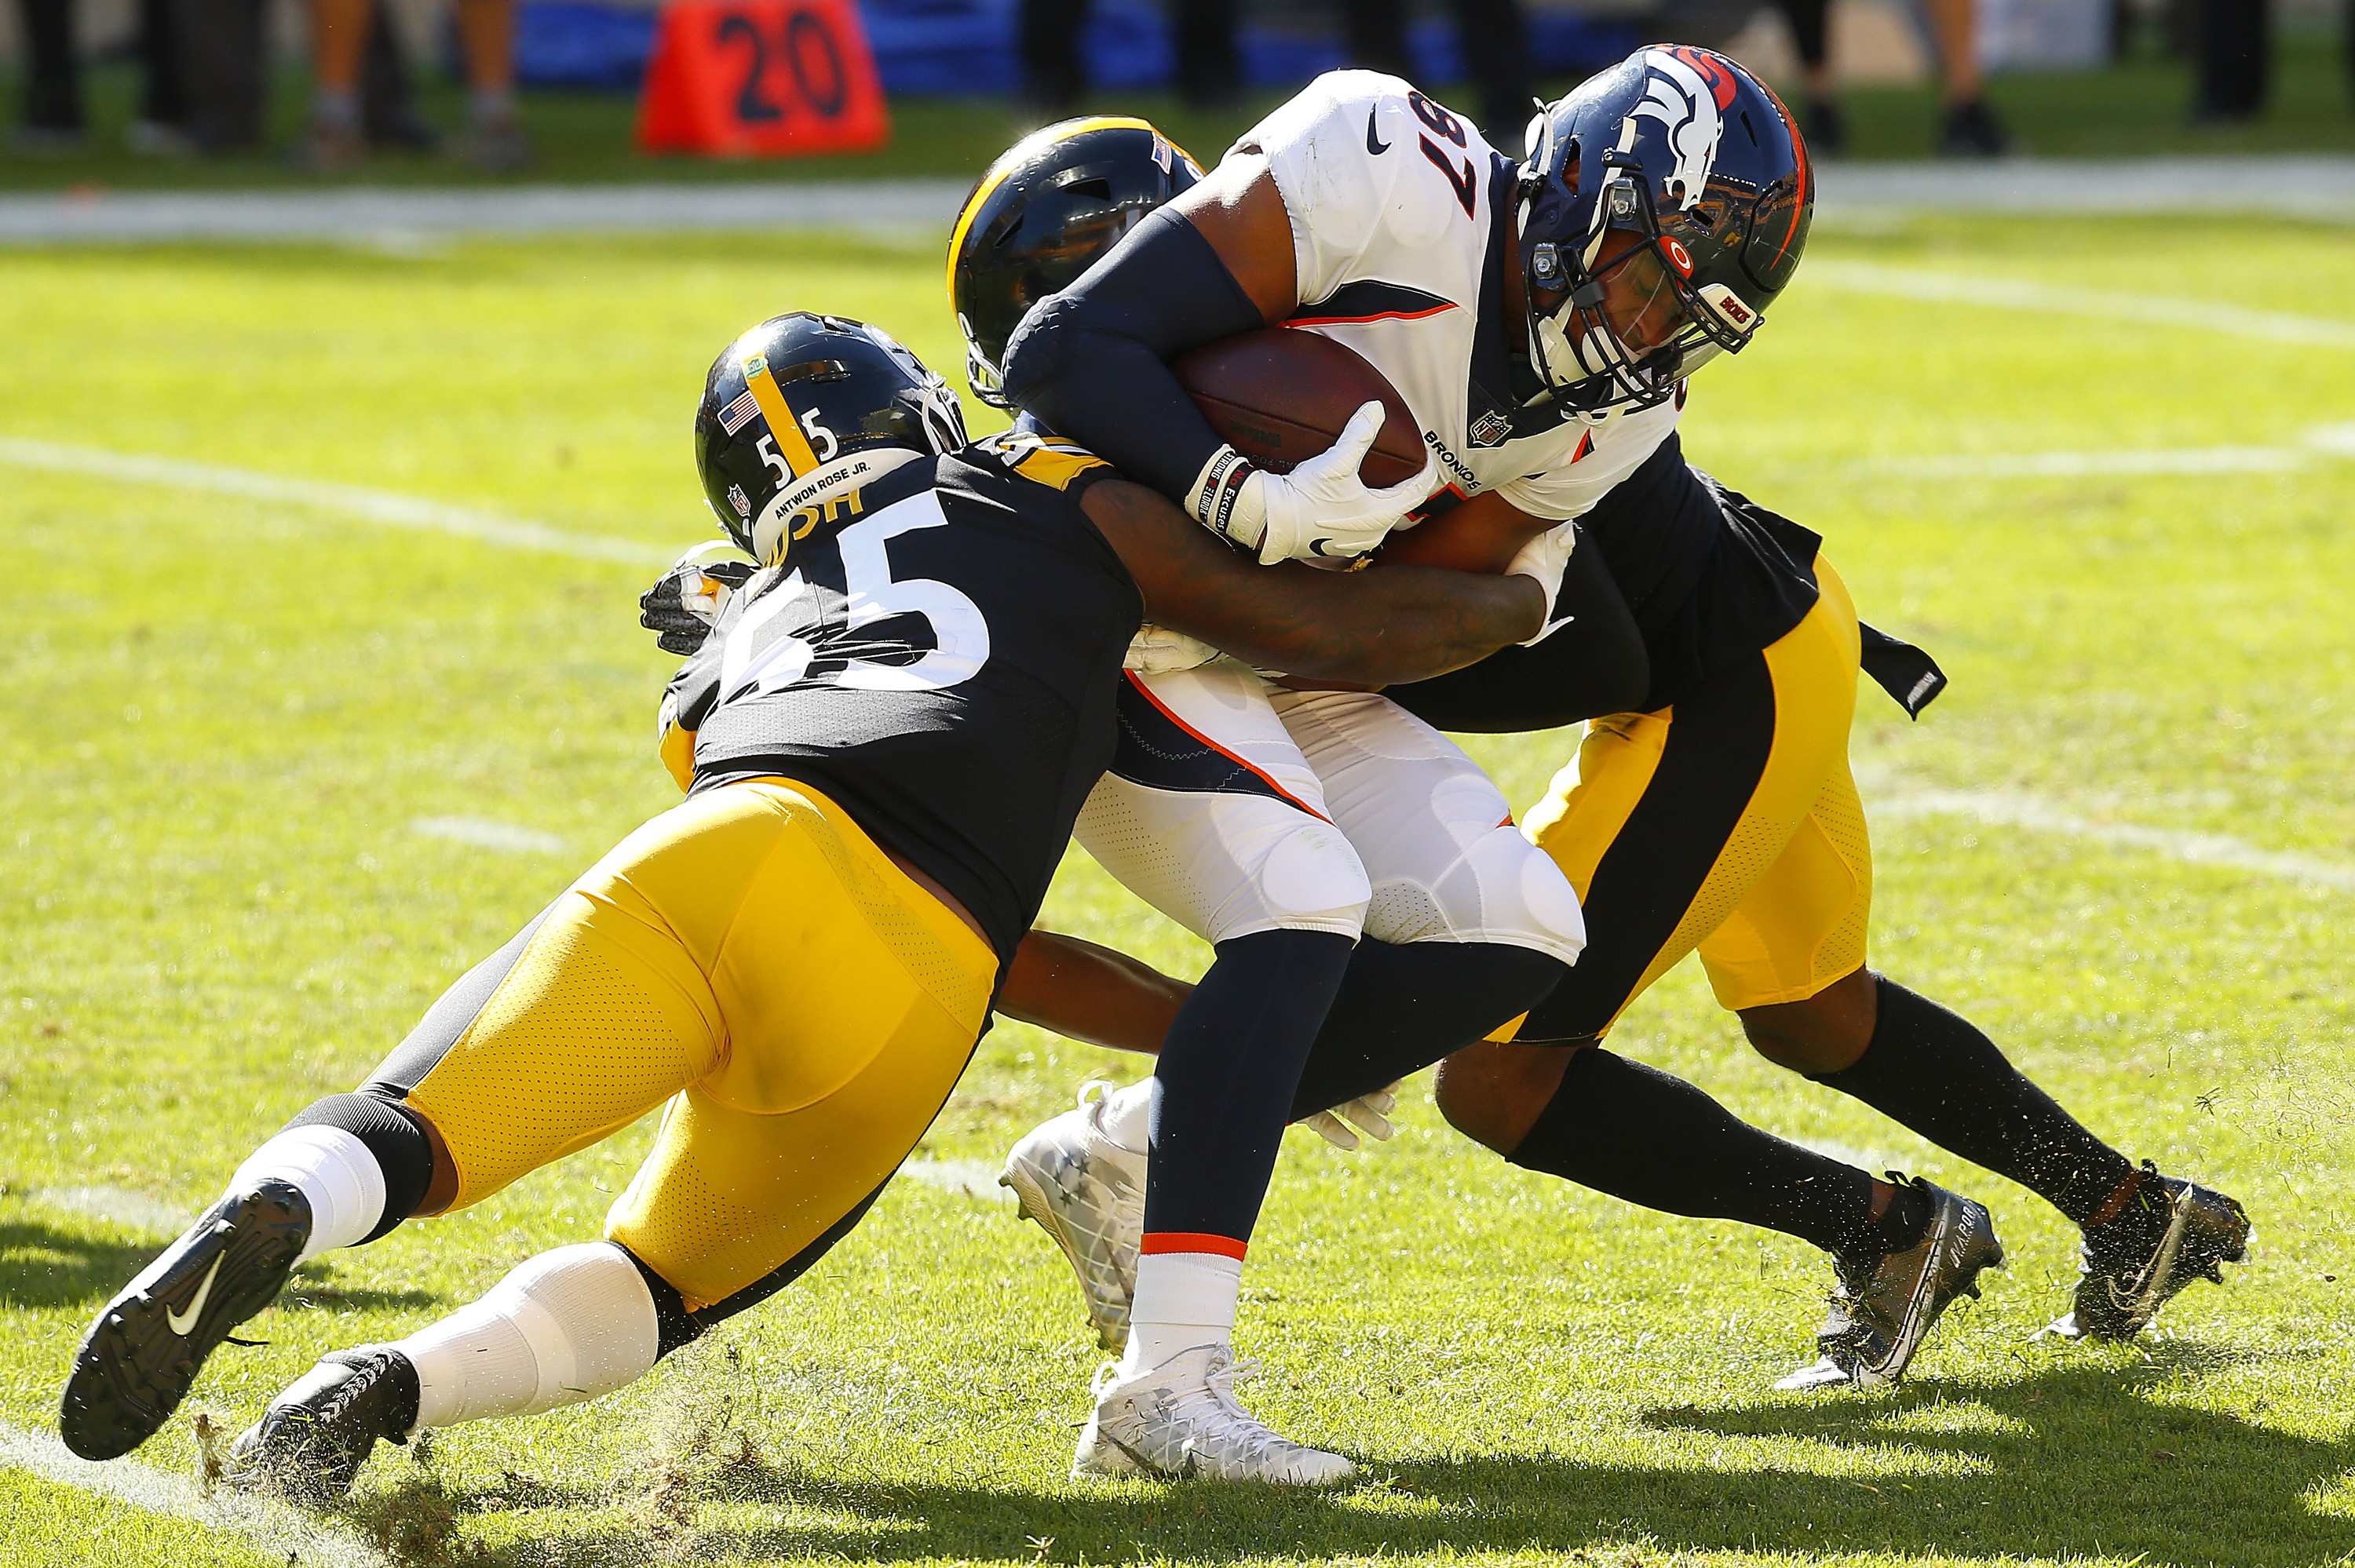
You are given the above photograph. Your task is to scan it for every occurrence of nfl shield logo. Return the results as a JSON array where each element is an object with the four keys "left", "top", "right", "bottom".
[{"left": 1470, "top": 410, "right": 1511, "bottom": 448}]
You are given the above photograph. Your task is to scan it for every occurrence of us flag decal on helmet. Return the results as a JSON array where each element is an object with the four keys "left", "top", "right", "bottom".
[{"left": 717, "top": 388, "right": 761, "bottom": 436}]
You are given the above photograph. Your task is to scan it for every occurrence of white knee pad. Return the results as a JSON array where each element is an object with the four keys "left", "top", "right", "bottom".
[
  {"left": 1075, "top": 774, "right": 1371, "bottom": 944},
  {"left": 399, "top": 1241, "right": 660, "bottom": 1431},
  {"left": 1272, "top": 690, "right": 1584, "bottom": 963}
]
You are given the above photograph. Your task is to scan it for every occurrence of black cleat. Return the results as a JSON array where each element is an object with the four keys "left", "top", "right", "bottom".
[
  {"left": 2042, "top": 1164, "right": 2251, "bottom": 1341},
  {"left": 230, "top": 1347, "right": 419, "bottom": 1505},
  {"left": 59, "top": 1180, "right": 312, "bottom": 1460},
  {"left": 1777, "top": 1176, "right": 2006, "bottom": 1391}
]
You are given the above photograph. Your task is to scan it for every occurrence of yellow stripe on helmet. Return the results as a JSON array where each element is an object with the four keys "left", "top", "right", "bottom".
[
  {"left": 741, "top": 354, "right": 822, "bottom": 477},
  {"left": 943, "top": 115, "right": 1174, "bottom": 304}
]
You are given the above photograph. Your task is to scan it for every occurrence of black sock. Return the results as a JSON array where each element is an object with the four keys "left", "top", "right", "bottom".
[
  {"left": 284, "top": 1090, "right": 436, "bottom": 1242},
  {"left": 1288, "top": 939, "right": 1565, "bottom": 1118},
  {"left": 1510, "top": 1048, "right": 1912, "bottom": 1257},
  {"left": 1813, "top": 978, "right": 2136, "bottom": 1227},
  {"left": 1144, "top": 928, "right": 1356, "bottom": 1243}
]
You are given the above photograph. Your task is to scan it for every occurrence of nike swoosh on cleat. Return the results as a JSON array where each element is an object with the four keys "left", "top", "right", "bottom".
[
  {"left": 165, "top": 1255, "right": 225, "bottom": 1336},
  {"left": 1366, "top": 111, "right": 1389, "bottom": 155}
]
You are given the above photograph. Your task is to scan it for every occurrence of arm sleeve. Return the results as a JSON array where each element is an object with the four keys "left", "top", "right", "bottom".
[{"left": 998, "top": 206, "right": 1266, "bottom": 504}]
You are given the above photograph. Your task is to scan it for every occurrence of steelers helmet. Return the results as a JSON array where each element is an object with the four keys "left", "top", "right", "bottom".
[
  {"left": 695, "top": 312, "right": 966, "bottom": 566},
  {"left": 1517, "top": 45, "right": 1810, "bottom": 414},
  {"left": 947, "top": 116, "right": 1202, "bottom": 408}
]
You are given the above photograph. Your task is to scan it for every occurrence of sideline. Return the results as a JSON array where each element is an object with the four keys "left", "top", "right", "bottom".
[
  {"left": 2, "top": 158, "right": 2352, "bottom": 246},
  {"left": 0, "top": 1417, "right": 393, "bottom": 1568},
  {"left": 0, "top": 178, "right": 972, "bottom": 246}
]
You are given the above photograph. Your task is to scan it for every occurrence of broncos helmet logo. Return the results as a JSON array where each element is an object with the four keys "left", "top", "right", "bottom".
[{"left": 1627, "top": 46, "right": 1733, "bottom": 210}]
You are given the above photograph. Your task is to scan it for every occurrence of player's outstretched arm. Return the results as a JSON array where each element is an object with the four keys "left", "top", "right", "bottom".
[{"left": 1082, "top": 478, "right": 1543, "bottom": 684}]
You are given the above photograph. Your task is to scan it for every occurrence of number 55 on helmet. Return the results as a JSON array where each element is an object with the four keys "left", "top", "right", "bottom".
[{"left": 696, "top": 312, "right": 969, "bottom": 566}]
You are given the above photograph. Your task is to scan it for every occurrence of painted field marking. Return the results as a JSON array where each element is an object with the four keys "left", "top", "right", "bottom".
[
  {"left": 1807, "top": 260, "right": 2355, "bottom": 350},
  {"left": 0, "top": 436, "right": 672, "bottom": 567},
  {"left": 1860, "top": 423, "right": 2355, "bottom": 481},
  {"left": 411, "top": 816, "right": 571, "bottom": 855},
  {"left": 0, "top": 1417, "right": 392, "bottom": 1568},
  {"left": 31, "top": 1184, "right": 188, "bottom": 1238},
  {"left": 1877, "top": 787, "right": 2355, "bottom": 893}
]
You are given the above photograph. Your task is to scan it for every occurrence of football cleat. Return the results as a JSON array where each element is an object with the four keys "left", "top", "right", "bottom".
[
  {"left": 60, "top": 1180, "right": 312, "bottom": 1460},
  {"left": 229, "top": 1346, "right": 419, "bottom": 1505},
  {"left": 1776, "top": 1176, "right": 2005, "bottom": 1392},
  {"left": 2041, "top": 1165, "right": 2251, "bottom": 1341},
  {"left": 1000, "top": 1082, "right": 1145, "bottom": 1351},
  {"left": 1072, "top": 1344, "right": 1356, "bottom": 1486}
]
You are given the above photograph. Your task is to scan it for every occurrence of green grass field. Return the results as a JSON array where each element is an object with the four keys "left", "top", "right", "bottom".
[{"left": 5, "top": 202, "right": 2355, "bottom": 1567}]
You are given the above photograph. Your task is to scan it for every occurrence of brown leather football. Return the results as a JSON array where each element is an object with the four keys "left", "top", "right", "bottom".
[{"left": 1172, "top": 328, "right": 1426, "bottom": 489}]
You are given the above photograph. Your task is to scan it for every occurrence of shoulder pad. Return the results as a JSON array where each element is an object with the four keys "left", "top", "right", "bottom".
[{"left": 977, "top": 430, "right": 1114, "bottom": 492}]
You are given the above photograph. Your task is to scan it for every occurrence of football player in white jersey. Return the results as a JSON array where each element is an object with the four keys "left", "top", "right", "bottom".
[
  {"left": 947, "top": 118, "right": 1593, "bottom": 1480},
  {"left": 997, "top": 49, "right": 2250, "bottom": 1391}
]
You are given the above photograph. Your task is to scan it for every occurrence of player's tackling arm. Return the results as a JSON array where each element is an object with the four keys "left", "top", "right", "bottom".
[{"left": 1082, "top": 478, "right": 1543, "bottom": 684}]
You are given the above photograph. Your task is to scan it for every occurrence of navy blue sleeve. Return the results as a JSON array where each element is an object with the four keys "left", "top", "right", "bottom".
[{"left": 999, "top": 206, "right": 1267, "bottom": 505}]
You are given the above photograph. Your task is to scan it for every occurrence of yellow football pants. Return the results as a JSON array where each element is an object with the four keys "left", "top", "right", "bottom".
[
  {"left": 382, "top": 779, "right": 997, "bottom": 1310},
  {"left": 1518, "top": 557, "right": 1871, "bottom": 1038}
]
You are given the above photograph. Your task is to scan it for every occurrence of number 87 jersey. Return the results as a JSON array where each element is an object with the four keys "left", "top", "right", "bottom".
[
  {"left": 658, "top": 434, "right": 1144, "bottom": 967},
  {"left": 1237, "top": 71, "right": 1681, "bottom": 527}
]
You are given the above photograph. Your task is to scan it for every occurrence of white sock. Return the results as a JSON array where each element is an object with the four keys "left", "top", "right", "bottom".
[
  {"left": 228, "top": 1126, "right": 385, "bottom": 1264},
  {"left": 398, "top": 1242, "right": 660, "bottom": 1432},
  {"left": 1097, "top": 1079, "right": 1154, "bottom": 1154},
  {"left": 1121, "top": 1250, "right": 1242, "bottom": 1377}
]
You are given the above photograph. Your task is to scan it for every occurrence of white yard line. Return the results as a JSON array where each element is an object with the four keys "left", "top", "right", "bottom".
[
  {"left": 1859, "top": 423, "right": 2355, "bottom": 480},
  {"left": 411, "top": 816, "right": 571, "bottom": 855},
  {"left": 0, "top": 1417, "right": 392, "bottom": 1568},
  {"left": 0, "top": 179, "right": 973, "bottom": 246},
  {"left": 1806, "top": 259, "right": 2355, "bottom": 350},
  {"left": 0, "top": 436, "right": 670, "bottom": 567},
  {"left": 1877, "top": 787, "right": 2355, "bottom": 893}
]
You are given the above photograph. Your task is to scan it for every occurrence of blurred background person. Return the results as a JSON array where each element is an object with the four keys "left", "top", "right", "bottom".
[
  {"left": 9, "top": 0, "right": 85, "bottom": 151},
  {"left": 2189, "top": 0, "right": 2269, "bottom": 119},
  {"left": 178, "top": 0, "right": 270, "bottom": 153},
  {"left": 1336, "top": 0, "right": 1530, "bottom": 143},
  {"left": 298, "top": 0, "right": 529, "bottom": 170},
  {"left": 1774, "top": 0, "right": 2014, "bottom": 156},
  {"left": 1022, "top": 0, "right": 1242, "bottom": 112}
]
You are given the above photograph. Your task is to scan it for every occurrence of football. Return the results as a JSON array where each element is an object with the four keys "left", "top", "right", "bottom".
[{"left": 1172, "top": 327, "right": 1427, "bottom": 488}]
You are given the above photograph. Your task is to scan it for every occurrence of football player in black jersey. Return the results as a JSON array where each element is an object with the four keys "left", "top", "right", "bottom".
[
  {"left": 973, "top": 67, "right": 2249, "bottom": 1395},
  {"left": 58, "top": 313, "right": 1553, "bottom": 1494}
]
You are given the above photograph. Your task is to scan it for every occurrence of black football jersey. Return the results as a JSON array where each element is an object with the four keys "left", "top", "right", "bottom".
[{"left": 661, "top": 436, "right": 1141, "bottom": 963}]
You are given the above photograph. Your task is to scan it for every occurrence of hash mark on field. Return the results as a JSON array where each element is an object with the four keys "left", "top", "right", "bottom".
[
  {"left": 413, "top": 816, "right": 571, "bottom": 855},
  {"left": 1879, "top": 788, "right": 2355, "bottom": 892},
  {"left": 0, "top": 1418, "right": 392, "bottom": 1568},
  {"left": 0, "top": 436, "right": 673, "bottom": 567},
  {"left": 1808, "top": 261, "right": 2355, "bottom": 350}
]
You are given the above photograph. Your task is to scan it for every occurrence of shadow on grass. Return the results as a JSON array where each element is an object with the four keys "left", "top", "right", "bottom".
[
  {"left": 345, "top": 1357, "right": 2354, "bottom": 1568},
  {"left": 0, "top": 1218, "right": 435, "bottom": 1313}
]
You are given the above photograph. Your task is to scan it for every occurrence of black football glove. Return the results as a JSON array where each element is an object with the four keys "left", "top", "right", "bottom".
[{"left": 640, "top": 542, "right": 758, "bottom": 656}]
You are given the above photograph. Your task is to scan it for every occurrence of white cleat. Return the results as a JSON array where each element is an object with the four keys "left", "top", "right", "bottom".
[
  {"left": 1001, "top": 1081, "right": 1145, "bottom": 1351},
  {"left": 1072, "top": 1344, "right": 1356, "bottom": 1486}
]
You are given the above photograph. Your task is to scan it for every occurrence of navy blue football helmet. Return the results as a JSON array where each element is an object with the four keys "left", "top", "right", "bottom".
[{"left": 1517, "top": 46, "right": 1812, "bottom": 413}]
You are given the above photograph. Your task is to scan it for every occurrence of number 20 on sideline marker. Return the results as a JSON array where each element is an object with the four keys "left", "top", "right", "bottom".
[{"left": 637, "top": 0, "right": 890, "bottom": 159}]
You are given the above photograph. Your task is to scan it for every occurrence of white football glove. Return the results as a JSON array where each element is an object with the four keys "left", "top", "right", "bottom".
[
  {"left": 1504, "top": 522, "right": 1579, "bottom": 646},
  {"left": 1298, "top": 1082, "right": 1400, "bottom": 1151},
  {"left": 1191, "top": 402, "right": 1438, "bottom": 566},
  {"left": 641, "top": 540, "right": 758, "bottom": 656},
  {"left": 1123, "top": 623, "right": 1221, "bottom": 675}
]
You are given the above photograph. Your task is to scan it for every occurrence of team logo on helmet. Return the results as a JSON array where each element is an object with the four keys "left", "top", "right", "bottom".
[{"left": 1630, "top": 46, "right": 1735, "bottom": 210}]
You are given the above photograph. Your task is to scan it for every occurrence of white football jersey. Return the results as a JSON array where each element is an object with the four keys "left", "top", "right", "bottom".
[{"left": 1236, "top": 71, "right": 1681, "bottom": 537}]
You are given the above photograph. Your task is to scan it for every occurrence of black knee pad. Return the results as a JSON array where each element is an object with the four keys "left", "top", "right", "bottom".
[{"left": 283, "top": 1091, "right": 435, "bottom": 1241}]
